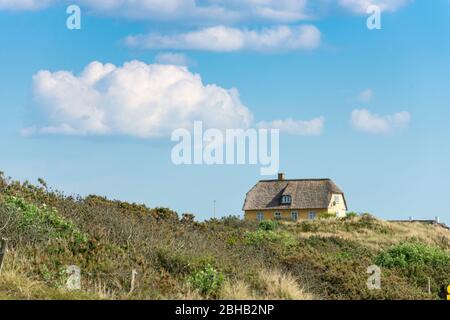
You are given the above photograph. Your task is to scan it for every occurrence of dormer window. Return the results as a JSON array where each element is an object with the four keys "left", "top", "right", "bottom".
[{"left": 281, "top": 195, "right": 292, "bottom": 204}]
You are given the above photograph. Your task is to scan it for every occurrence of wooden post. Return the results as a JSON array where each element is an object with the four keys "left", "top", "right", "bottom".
[
  {"left": 0, "top": 238, "right": 8, "bottom": 274},
  {"left": 129, "top": 269, "right": 137, "bottom": 295}
]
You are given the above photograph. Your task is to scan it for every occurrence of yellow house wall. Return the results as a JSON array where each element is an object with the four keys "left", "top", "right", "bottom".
[
  {"left": 245, "top": 209, "right": 329, "bottom": 221},
  {"left": 327, "top": 194, "right": 347, "bottom": 218}
]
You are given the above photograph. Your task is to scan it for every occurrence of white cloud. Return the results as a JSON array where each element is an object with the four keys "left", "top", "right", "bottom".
[
  {"left": 223, "top": 0, "right": 310, "bottom": 22},
  {"left": 258, "top": 117, "right": 325, "bottom": 136},
  {"left": 25, "top": 60, "right": 325, "bottom": 138},
  {"left": 126, "top": 25, "right": 321, "bottom": 52},
  {"left": 358, "top": 89, "right": 374, "bottom": 102},
  {"left": 351, "top": 109, "right": 411, "bottom": 134},
  {"left": 0, "top": 0, "right": 54, "bottom": 10},
  {"left": 27, "top": 60, "right": 253, "bottom": 138},
  {"left": 339, "top": 0, "right": 411, "bottom": 14},
  {"left": 76, "top": 0, "right": 309, "bottom": 22},
  {"left": 154, "top": 52, "right": 192, "bottom": 66},
  {"left": 0, "top": 0, "right": 412, "bottom": 20},
  {"left": 77, "top": 0, "right": 238, "bottom": 22}
]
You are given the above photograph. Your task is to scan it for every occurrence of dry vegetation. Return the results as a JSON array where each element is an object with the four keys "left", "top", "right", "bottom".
[{"left": 0, "top": 171, "right": 449, "bottom": 300}]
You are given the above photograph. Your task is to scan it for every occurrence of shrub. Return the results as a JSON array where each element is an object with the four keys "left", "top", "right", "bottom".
[
  {"left": 187, "top": 264, "right": 225, "bottom": 297},
  {"left": 181, "top": 213, "right": 195, "bottom": 224},
  {"left": 259, "top": 220, "right": 278, "bottom": 231},
  {"left": 150, "top": 207, "right": 179, "bottom": 221},
  {"left": 3, "top": 196, "right": 88, "bottom": 244},
  {"left": 375, "top": 242, "right": 450, "bottom": 268},
  {"left": 298, "top": 221, "right": 319, "bottom": 233},
  {"left": 346, "top": 212, "right": 358, "bottom": 219},
  {"left": 155, "top": 248, "right": 193, "bottom": 275},
  {"left": 319, "top": 213, "right": 336, "bottom": 219},
  {"left": 155, "top": 248, "right": 215, "bottom": 276},
  {"left": 245, "top": 230, "right": 296, "bottom": 248},
  {"left": 220, "top": 215, "right": 252, "bottom": 229}
]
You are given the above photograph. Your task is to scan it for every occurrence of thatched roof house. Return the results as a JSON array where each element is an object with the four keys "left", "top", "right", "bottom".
[{"left": 243, "top": 173, "right": 347, "bottom": 221}]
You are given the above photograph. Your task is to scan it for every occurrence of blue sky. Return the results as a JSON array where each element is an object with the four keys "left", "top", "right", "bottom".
[{"left": 0, "top": 0, "right": 449, "bottom": 223}]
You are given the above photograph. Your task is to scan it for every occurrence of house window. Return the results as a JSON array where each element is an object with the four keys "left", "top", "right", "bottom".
[
  {"left": 334, "top": 195, "right": 340, "bottom": 204},
  {"left": 308, "top": 211, "right": 316, "bottom": 220},
  {"left": 256, "top": 212, "right": 264, "bottom": 221},
  {"left": 274, "top": 212, "right": 282, "bottom": 220},
  {"left": 281, "top": 195, "right": 291, "bottom": 204},
  {"left": 291, "top": 211, "right": 298, "bottom": 221}
]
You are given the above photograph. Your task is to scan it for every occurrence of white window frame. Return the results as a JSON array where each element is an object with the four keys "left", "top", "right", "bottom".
[
  {"left": 334, "top": 195, "right": 340, "bottom": 204},
  {"left": 281, "top": 195, "right": 291, "bottom": 204},
  {"left": 291, "top": 211, "right": 298, "bottom": 221},
  {"left": 308, "top": 211, "right": 316, "bottom": 220},
  {"left": 256, "top": 212, "right": 264, "bottom": 221},
  {"left": 274, "top": 212, "right": 282, "bottom": 220}
]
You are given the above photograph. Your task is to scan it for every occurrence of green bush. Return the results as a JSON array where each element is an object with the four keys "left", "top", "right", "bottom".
[
  {"left": 319, "top": 213, "right": 336, "bottom": 219},
  {"left": 245, "top": 229, "right": 296, "bottom": 248},
  {"left": 258, "top": 220, "right": 278, "bottom": 231},
  {"left": 3, "top": 196, "right": 88, "bottom": 244},
  {"left": 375, "top": 242, "right": 450, "bottom": 268},
  {"left": 346, "top": 212, "right": 358, "bottom": 219},
  {"left": 186, "top": 264, "right": 225, "bottom": 297}
]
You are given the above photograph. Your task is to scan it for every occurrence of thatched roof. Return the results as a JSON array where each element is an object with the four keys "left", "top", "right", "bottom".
[{"left": 243, "top": 178, "right": 346, "bottom": 211}]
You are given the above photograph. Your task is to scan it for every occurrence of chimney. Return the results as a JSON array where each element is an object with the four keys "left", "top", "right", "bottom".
[
  {"left": 278, "top": 172, "right": 285, "bottom": 181},
  {"left": 436, "top": 216, "right": 440, "bottom": 223}
]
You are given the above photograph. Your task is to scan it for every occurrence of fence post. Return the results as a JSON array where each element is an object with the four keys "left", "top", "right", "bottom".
[
  {"left": 427, "top": 277, "right": 431, "bottom": 295},
  {"left": 0, "top": 238, "right": 8, "bottom": 274},
  {"left": 129, "top": 269, "right": 137, "bottom": 295}
]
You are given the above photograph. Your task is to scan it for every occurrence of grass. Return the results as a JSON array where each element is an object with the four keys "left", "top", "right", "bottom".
[{"left": 0, "top": 171, "right": 449, "bottom": 300}]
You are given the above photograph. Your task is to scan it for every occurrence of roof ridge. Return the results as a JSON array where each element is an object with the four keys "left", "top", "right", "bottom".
[{"left": 259, "top": 178, "right": 332, "bottom": 182}]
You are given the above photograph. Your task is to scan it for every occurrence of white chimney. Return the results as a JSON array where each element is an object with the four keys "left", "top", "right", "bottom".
[{"left": 435, "top": 216, "right": 440, "bottom": 223}]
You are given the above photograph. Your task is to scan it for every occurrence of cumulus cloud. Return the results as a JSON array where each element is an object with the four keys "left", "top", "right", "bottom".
[
  {"left": 258, "top": 117, "right": 325, "bottom": 136},
  {"left": 154, "top": 52, "right": 192, "bottom": 66},
  {"left": 351, "top": 109, "right": 411, "bottom": 134},
  {"left": 339, "top": 0, "right": 411, "bottom": 14},
  {"left": 25, "top": 60, "right": 324, "bottom": 138},
  {"left": 358, "top": 89, "right": 374, "bottom": 102},
  {"left": 27, "top": 60, "right": 253, "bottom": 138},
  {"left": 126, "top": 25, "right": 321, "bottom": 52}
]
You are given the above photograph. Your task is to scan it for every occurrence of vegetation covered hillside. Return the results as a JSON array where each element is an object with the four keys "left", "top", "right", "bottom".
[{"left": 0, "top": 172, "right": 449, "bottom": 300}]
